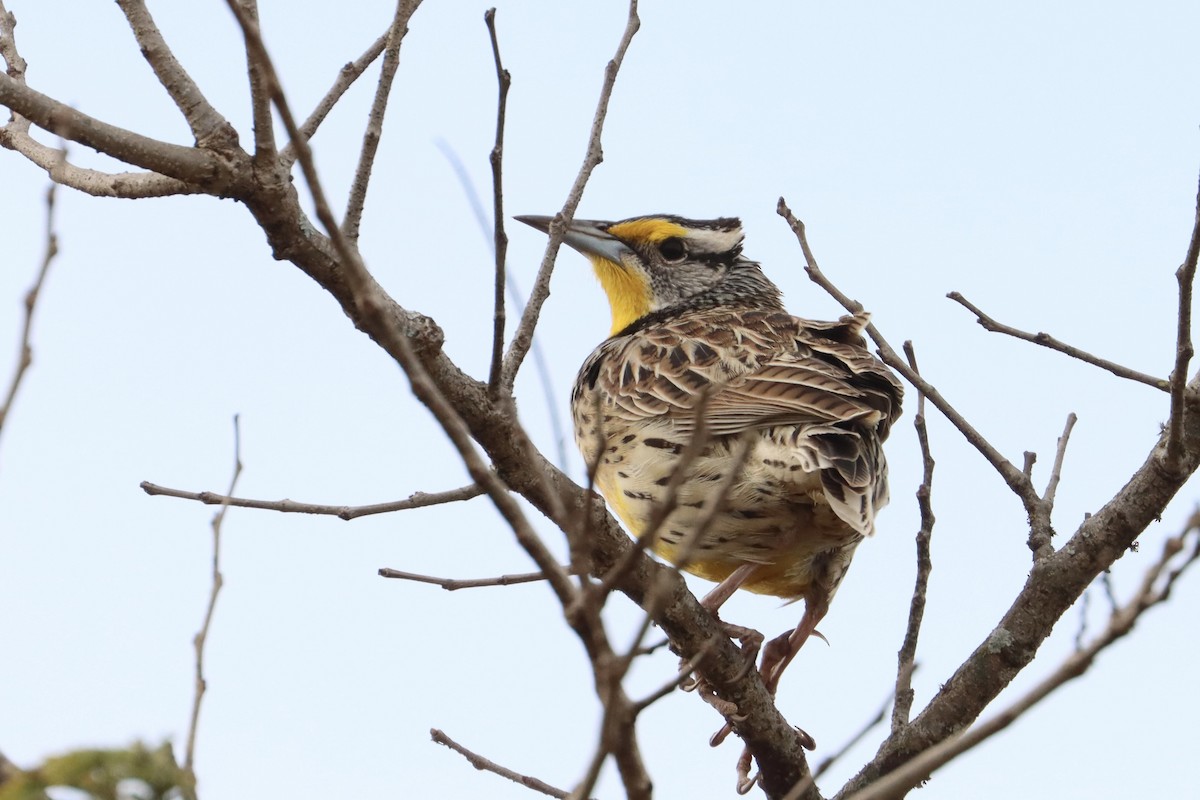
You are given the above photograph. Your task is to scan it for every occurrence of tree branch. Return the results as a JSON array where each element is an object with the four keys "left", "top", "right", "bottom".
[
  {"left": 500, "top": 0, "right": 641, "bottom": 389},
  {"left": 946, "top": 291, "right": 1168, "bottom": 391},
  {"left": 431, "top": 728, "right": 572, "bottom": 800},
  {"left": 235, "top": 0, "right": 276, "bottom": 161},
  {"left": 115, "top": 0, "right": 238, "bottom": 149},
  {"left": 1165, "top": 165, "right": 1200, "bottom": 473},
  {"left": 485, "top": 7, "right": 510, "bottom": 395},
  {"left": 378, "top": 567, "right": 557, "bottom": 590},
  {"left": 140, "top": 480, "right": 483, "bottom": 520},
  {"left": 0, "top": 173, "right": 58, "bottom": 449},
  {"left": 0, "top": 74, "right": 229, "bottom": 186},
  {"left": 1041, "top": 412, "right": 1077, "bottom": 509},
  {"left": 342, "top": 0, "right": 422, "bottom": 244},
  {"left": 181, "top": 416, "right": 243, "bottom": 800},
  {"left": 280, "top": 32, "right": 388, "bottom": 167},
  {"left": 0, "top": 3, "right": 205, "bottom": 197},
  {"left": 891, "top": 342, "right": 934, "bottom": 731}
]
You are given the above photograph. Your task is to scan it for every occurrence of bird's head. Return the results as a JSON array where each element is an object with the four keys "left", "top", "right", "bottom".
[{"left": 516, "top": 214, "right": 783, "bottom": 335}]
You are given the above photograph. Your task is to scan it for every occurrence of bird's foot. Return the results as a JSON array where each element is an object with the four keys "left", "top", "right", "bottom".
[
  {"left": 735, "top": 746, "right": 759, "bottom": 794},
  {"left": 682, "top": 620, "right": 764, "bottom": 693}
]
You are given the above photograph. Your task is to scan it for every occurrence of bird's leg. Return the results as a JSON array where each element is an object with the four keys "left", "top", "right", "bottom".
[
  {"left": 681, "top": 564, "right": 765, "bottom": 692},
  {"left": 761, "top": 596, "right": 828, "bottom": 697},
  {"left": 735, "top": 747, "right": 758, "bottom": 795},
  {"left": 710, "top": 598, "right": 826, "bottom": 750},
  {"left": 700, "top": 563, "right": 761, "bottom": 611}
]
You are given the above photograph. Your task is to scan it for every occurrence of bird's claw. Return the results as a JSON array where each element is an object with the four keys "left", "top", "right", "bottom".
[{"left": 735, "top": 747, "right": 759, "bottom": 794}]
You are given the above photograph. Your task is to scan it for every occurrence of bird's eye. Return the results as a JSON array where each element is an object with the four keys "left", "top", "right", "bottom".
[{"left": 658, "top": 237, "right": 687, "bottom": 263}]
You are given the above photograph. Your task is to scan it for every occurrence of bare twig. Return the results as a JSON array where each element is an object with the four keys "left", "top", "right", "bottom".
[
  {"left": 378, "top": 567, "right": 559, "bottom": 590},
  {"left": 181, "top": 416, "right": 243, "bottom": 800},
  {"left": 776, "top": 199, "right": 1056, "bottom": 558},
  {"left": 435, "top": 140, "right": 570, "bottom": 467},
  {"left": 0, "top": 140, "right": 194, "bottom": 196},
  {"left": 844, "top": 517, "right": 1200, "bottom": 800},
  {"left": 0, "top": 175, "right": 59, "bottom": 450},
  {"left": 431, "top": 728, "right": 571, "bottom": 800},
  {"left": 237, "top": 0, "right": 276, "bottom": 161},
  {"left": 946, "top": 292, "right": 1168, "bottom": 391},
  {"left": 485, "top": 8, "right": 511, "bottom": 395},
  {"left": 139, "top": 480, "right": 482, "bottom": 520},
  {"left": 500, "top": 0, "right": 640, "bottom": 388},
  {"left": 1022, "top": 411, "right": 1078, "bottom": 560},
  {"left": 281, "top": 33, "right": 389, "bottom": 166},
  {"left": 342, "top": 0, "right": 422, "bottom": 244},
  {"left": 116, "top": 0, "right": 238, "bottom": 150},
  {"left": 892, "top": 342, "right": 934, "bottom": 732},
  {"left": 1165, "top": 166, "right": 1200, "bottom": 473},
  {"left": 1041, "top": 412, "right": 1078, "bottom": 508},
  {"left": 223, "top": 0, "right": 357, "bottom": 274},
  {"left": 784, "top": 689, "right": 895, "bottom": 800},
  {"left": 777, "top": 199, "right": 1037, "bottom": 504}
]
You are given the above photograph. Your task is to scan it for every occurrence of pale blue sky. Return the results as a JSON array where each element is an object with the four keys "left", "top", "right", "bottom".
[{"left": 2, "top": 2, "right": 1199, "bottom": 798}]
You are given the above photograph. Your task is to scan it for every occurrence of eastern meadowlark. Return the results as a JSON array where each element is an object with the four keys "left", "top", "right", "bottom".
[{"left": 518, "top": 213, "right": 903, "bottom": 717}]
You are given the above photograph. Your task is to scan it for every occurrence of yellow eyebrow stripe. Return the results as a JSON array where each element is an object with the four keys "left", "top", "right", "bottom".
[{"left": 606, "top": 218, "right": 687, "bottom": 244}]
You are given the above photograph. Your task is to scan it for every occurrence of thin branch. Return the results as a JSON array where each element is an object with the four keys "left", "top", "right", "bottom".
[
  {"left": 0, "top": 141, "right": 194, "bottom": 197},
  {"left": 378, "top": 567, "right": 558, "bottom": 590},
  {"left": 223, "top": 0, "right": 355, "bottom": 269},
  {"left": 431, "top": 728, "right": 571, "bottom": 800},
  {"left": 139, "top": 480, "right": 482, "bottom": 520},
  {"left": 844, "top": 517, "right": 1200, "bottom": 800},
  {"left": 1041, "top": 412, "right": 1077, "bottom": 508},
  {"left": 236, "top": 0, "right": 276, "bottom": 161},
  {"left": 946, "top": 292, "right": 1168, "bottom": 391},
  {"left": 181, "top": 416, "right": 243, "bottom": 800},
  {"left": 891, "top": 342, "right": 934, "bottom": 731},
  {"left": 573, "top": 663, "right": 652, "bottom": 800},
  {"left": 115, "top": 0, "right": 238, "bottom": 149},
  {"left": 485, "top": 8, "right": 511, "bottom": 395},
  {"left": 281, "top": 33, "right": 388, "bottom": 167},
  {"left": 776, "top": 198, "right": 1049, "bottom": 535},
  {"left": 435, "top": 139, "right": 570, "bottom": 467},
  {"left": 342, "top": 0, "right": 422, "bottom": 244},
  {"left": 500, "top": 0, "right": 640, "bottom": 388},
  {"left": 784, "top": 689, "right": 895, "bottom": 800},
  {"left": 1165, "top": 165, "right": 1200, "bottom": 472},
  {"left": 0, "top": 173, "right": 59, "bottom": 449}
]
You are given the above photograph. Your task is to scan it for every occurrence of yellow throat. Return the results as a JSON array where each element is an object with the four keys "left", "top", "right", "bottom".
[{"left": 590, "top": 218, "right": 687, "bottom": 335}]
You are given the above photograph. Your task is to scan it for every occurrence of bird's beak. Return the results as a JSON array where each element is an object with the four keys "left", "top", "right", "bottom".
[{"left": 515, "top": 215, "right": 633, "bottom": 265}]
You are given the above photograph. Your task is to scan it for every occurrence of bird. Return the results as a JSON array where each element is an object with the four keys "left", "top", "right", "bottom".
[{"left": 517, "top": 212, "right": 903, "bottom": 732}]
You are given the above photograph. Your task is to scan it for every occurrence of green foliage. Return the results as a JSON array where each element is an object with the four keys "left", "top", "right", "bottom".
[{"left": 0, "top": 741, "right": 187, "bottom": 800}]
